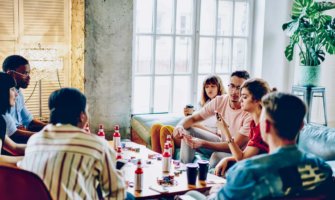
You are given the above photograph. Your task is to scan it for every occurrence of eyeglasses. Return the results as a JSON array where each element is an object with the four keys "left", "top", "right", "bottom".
[
  {"left": 228, "top": 84, "right": 241, "bottom": 91},
  {"left": 10, "top": 70, "right": 30, "bottom": 77}
]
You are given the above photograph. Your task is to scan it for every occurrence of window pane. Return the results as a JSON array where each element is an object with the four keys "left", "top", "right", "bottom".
[
  {"left": 135, "top": 0, "right": 153, "bottom": 33},
  {"left": 175, "top": 37, "right": 192, "bottom": 73},
  {"left": 176, "top": 0, "right": 193, "bottom": 35},
  {"left": 135, "top": 36, "right": 152, "bottom": 74},
  {"left": 155, "top": 36, "right": 172, "bottom": 74},
  {"left": 133, "top": 77, "right": 151, "bottom": 113},
  {"left": 216, "top": 38, "right": 231, "bottom": 73},
  {"left": 232, "top": 39, "right": 247, "bottom": 70},
  {"left": 173, "top": 76, "right": 191, "bottom": 113},
  {"left": 218, "top": 0, "right": 233, "bottom": 36},
  {"left": 200, "top": 0, "right": 216, "bottom": 35},
  {"left": 220, "top": 74, "right": 230, "bottom": 94},
  {"left": 154, "top": 76, "right": 171, "bottom": 112},
  {"left": 198, "top": 37, "right": 214, "bottom": 73},
  {"left": 157, "top": 0, "right": 173, "bottom": 34},
  {"left": 197, "top": 75, "right": 206, "bottom": 105},
  {"left": 234, "top": 1, "right": 249, "bottom": 36}
]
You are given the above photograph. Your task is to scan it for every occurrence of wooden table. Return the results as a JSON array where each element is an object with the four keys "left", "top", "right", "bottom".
[{"left": 109, "top": 141, "right": 226, "bottom": 199}]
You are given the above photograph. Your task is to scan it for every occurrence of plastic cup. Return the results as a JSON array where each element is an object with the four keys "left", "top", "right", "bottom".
[
  {"left": 186, "top": 163, "right": 198, "bottom": 187},
  {"left": 197, "top": 160, "right": 209, "bottom": 184}
]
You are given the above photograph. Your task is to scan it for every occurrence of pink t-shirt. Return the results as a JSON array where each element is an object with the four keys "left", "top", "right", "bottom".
[{"left": 198, "top": 95, "right": 252, "bottom": 137}]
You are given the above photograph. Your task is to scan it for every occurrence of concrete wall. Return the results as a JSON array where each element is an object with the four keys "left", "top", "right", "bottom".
[{"left": 84, "top": 0, "right": 133, "bottom": 138}]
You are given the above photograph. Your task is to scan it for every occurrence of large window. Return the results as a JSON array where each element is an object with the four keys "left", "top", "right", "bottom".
[
  {"left": 0, "top": 0, "right": 70, "bottom": 120},
  {"left": 133, "top": 0, "right": 252, "bottom": 114}
]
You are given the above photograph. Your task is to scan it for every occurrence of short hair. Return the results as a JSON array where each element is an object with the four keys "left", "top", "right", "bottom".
[
  {"left": 49, "top": 88, "right": 86, "bottom": 126},
  {"left": 262, "top": 92, "right": 306, "bottom": 140},
  {"left": 200, "top": 75, "right": 225, "bottom": 107},
  {"left": 0, "top": 72, "right": 16, "bottom": 114},
  {"left": 2, "top": 55, "right": 29, "bottom": 72},
  {"left": 230, "top": 70, "right": 250, "bottom": 80},
  {"left": 240, "top": 78, "right": 271, "bottom": 101}
]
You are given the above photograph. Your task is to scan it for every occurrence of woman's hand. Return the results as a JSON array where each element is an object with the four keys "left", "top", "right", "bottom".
[
  {"left": 183, "top": 107, "right": 194, "bottom": 116},
  {"left": 216, "top": 112, "right": 231, "bottom": 139},
  {"left": 183, "top": 134, "right": 204, "bottom": 149}
]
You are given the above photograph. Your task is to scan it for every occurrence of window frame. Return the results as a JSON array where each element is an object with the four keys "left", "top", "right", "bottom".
[{"left": 132, "top": 0, "right": 254, "bottom": 114}]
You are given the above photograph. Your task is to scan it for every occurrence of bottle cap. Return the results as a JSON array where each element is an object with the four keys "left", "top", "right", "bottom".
[
  {"left": 99, "top": 124, "right": 104, "bottom": 129},
  {"left": 114, "top": 125, "right": 119, "bottom": 130}
]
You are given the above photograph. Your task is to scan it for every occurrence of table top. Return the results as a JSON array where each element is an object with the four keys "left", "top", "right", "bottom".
[{"left": 108, "top": 141, "right": 226, "bottom": 199}]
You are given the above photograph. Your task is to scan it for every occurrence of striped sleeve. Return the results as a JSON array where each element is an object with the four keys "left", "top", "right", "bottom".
[{"left": 100, "top": 141, "right": 126, "bottom": 200}]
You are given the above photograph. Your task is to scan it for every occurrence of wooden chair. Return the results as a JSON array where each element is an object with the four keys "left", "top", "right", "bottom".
[{"left": 0, "top": 163, "right": 52, "bottom": 200}]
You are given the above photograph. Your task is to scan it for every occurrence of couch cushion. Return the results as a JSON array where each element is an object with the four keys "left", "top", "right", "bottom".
[
  {"left": 298, "top": 124, "right": 335, "bottom": 161},
  {"left": 131, "top": 113, "right": 183, "bottom": 147}
]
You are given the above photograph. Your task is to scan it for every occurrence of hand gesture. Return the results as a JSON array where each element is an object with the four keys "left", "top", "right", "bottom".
[
  {"left": 183, "top": 134, "right": 203, "bottom": 149},
  {"left": 173, "top": 126, "right": 185, "bottom": 139},
  {"left": 215, "top": 112, "right": 232, "bottom": 139}
]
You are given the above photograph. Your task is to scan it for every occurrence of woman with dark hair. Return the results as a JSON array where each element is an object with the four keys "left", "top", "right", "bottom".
[
  {"left": 0, "top": 72, "right": 26, "bottom": 164},
  {"left": 215, "top": 78, "right": 274, "bottom": 176}
]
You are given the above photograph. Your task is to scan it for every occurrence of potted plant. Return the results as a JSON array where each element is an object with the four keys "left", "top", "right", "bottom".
[{"left": 283, "top": 0, "right": 335, "bottom": 86}]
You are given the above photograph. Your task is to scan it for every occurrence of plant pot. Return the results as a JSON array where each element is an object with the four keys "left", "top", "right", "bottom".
[{"left": 298, "top": 65, "right": 320, "bottom": 87}]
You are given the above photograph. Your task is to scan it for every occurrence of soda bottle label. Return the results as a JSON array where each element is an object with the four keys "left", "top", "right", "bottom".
[
  {"left": 134, "top": 173, "right": 143, "bottom": 191},
  {"left": 162, "top": 157, "right": 170, "bottom": 173}
]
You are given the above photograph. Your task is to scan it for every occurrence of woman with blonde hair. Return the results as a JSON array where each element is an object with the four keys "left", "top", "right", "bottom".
[{"left": 151, "top": 75, "right": 225, "bottom": 157}]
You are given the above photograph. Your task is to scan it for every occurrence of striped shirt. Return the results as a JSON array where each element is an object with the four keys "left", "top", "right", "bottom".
[{"left": 19, "top": 124, "right": 126, "bottom": 200}]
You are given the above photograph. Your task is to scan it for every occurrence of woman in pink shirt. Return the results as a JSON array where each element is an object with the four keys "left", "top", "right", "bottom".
[
  {"left": 215, "top": 78, "right": 274, "bottom": 176},
  {"left": 150, "top": 75, "right": 224, "bottom": 157}
]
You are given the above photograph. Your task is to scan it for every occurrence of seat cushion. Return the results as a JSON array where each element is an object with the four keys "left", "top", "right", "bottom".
[
  {"left": 131, "top": 113, "right": 183, "bottom": 147},
  {"left": 298, "top": 124, "right": 335, "bottom": 161}
]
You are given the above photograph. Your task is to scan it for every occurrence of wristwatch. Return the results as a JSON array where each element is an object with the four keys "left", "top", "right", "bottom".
[{"left": 226, "top": 137, "right": 234, "bottom": 144}]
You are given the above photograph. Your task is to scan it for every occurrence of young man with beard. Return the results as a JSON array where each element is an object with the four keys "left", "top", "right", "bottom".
[
  {"left": 2, "top": 55, "right": 47, "bottom": 143},
  {"left": 173, "top": 70, "right": 252, "bottom": 165}
]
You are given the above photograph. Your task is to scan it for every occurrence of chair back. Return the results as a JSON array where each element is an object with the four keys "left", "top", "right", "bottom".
[{"left": 0, "top": 164, "right": 52, "bottom": 200}]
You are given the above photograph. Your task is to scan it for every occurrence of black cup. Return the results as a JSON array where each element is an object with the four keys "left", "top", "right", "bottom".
[
  {"left": 186, "top": 104, "right": 194, "bottom": 109},
  {"left": 197, "top": 160, "right": 209, "bottom": 183},
  {"left": 186, "top": 163, "right": 198, "bottom": 187}
]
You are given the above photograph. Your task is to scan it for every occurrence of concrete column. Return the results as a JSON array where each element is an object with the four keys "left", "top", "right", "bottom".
[{"left": 84, "top": 0, "right": 133, "bottom": 138}]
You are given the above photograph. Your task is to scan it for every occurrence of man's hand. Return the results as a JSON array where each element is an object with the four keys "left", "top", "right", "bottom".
[
  {"left": 215, "top": 157, "right": 231, "bottom": 177},
  {"left": 173, "top": 126, "right": 185, "bottom": 139},
  {"left": 183, "top": 134, "right": 204, "bottom": 149}
]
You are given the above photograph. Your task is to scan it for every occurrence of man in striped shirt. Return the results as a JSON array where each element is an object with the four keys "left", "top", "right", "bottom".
[{"left": 19, "top": 88, "right": 126, "bottom": 200}]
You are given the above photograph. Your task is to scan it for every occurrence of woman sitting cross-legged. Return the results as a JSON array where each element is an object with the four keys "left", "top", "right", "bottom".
[
  {"left": 0, "top": 72, "right": 26, "bottom": 165},
  {"left": 215, "top": 78, "right": 275, "bottom": 176},
  {"left": 150, "top": 75, "right": 225, "bottom": 157}
]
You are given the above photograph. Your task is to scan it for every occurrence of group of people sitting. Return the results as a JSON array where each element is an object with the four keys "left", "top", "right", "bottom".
[
  {"left": 0, "top": 55, "right": 126, "bottom": 199},
  {"left": 151, "top": 71, "right": 334, "bottom": 199},
  {"left": 0, "top": 54, "right": 333, "bottom": 200}
]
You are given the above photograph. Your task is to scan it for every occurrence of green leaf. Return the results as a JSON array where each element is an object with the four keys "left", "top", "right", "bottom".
[
  {"left": 285, "top": 43, "right": 295, "bottom": 61},
  {"left": 282, "top": 20, "right": 299, "bottom": 36},
  {"left": 314, "top": 2, "right": 335, "bottom": 13},
  {"left": 292, "top": 0, "right": 314, "bottom": 18}
]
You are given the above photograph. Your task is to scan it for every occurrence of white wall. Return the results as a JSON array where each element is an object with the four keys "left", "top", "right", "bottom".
[{"left": 253, "top": 0, "right": 335, "bottom": 127}]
